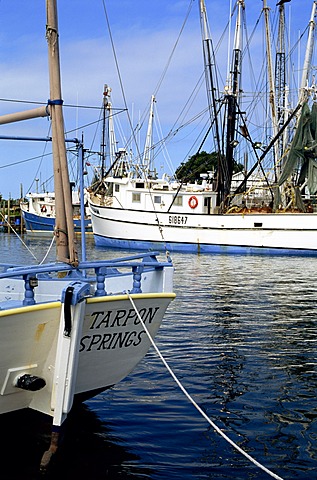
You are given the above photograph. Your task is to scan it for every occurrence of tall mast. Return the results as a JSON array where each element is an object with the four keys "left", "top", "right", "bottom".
[
  {"left": 263, "top": 0, "right": 280, "bottom": 181},
  {"left": 100, "top": 85, "right": 108, "bottom": 178},
  {"left": 299, "top": 1, "right": 317, "bottom": 103},
  {"left": 101, "top": 85, "right": 117, "bottom": 178},
  {"left": 142, "top": 95, "right": 155, "bottom": 174},
  {"left": 223, "top": 0, "right": 244, "bottom": 203},
  {"left": 46, "top": 0, "right": 77, "bottom": 265},
  {"left": 275, "top": 0, "right": 287, "bottom": 164},
  {"left": 199, "top": 0, "right": 222, "bottom": 205}
]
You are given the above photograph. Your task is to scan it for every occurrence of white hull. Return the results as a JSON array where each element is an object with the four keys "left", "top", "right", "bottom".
[
  {"left": 0, "top": 0, "right": 175, "bottom": 468},
  {"left": 0, "top": 260, "right": 174, "bottom": 420},
  {"left": 90, "top": 203, "right": 317, "bottom": 255},
  {"left": 87, "top": 0, "right": 317, "bottom": 259}
]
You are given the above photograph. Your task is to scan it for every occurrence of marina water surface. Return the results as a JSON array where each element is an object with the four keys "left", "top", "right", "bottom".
[{"left": 0, "top": 234, "right": 316, "bottom": 479}]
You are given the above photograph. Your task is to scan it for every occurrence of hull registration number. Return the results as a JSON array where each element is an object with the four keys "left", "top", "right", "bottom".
[{"left": 168, "top": 215, "right": 188, "bottom": 225}]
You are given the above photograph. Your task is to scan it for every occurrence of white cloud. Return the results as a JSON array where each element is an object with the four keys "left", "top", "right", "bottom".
[{"left": 0, "top": 0, "right": 314, "bottom": 198}]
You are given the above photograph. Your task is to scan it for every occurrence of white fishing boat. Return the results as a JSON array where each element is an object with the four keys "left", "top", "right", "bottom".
[
  {"left": 89, "top": 0, "right": 317, "bottom": 256},
  {"left": 0, "top": 0, "right": 174, "bottom": 469}
]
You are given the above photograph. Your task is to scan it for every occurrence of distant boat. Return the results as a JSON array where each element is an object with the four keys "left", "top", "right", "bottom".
[
  {"left": 20, "top": 188, "right": 92, "bottom": 236},
  {"left": 0, "top": 0, "right": 174, "bottom": 469},
  {"left": 89, "top": 0, "right": 317, "bottom": 256}
]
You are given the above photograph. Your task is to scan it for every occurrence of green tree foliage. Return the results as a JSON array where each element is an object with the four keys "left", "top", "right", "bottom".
[{"left": 175, "top": 151, "right": 243, "bottom": 183}]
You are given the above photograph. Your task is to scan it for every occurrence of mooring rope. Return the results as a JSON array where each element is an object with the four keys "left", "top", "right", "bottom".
[
  {"left": 0, "top": 212, "right": 55, "bottom": 264},
  {"left": 39, "top": 234, "right": 55, "bottom": 264},
  {"left": 0, "top": 212, "right": 38, "bottom": 261},
  {"left": 127, "top": 293, "right": 284, "bottom": 480}
]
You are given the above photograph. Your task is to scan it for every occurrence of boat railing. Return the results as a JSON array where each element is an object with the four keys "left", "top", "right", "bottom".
[
  {"left": 0, "top": 251, "right": 171, "bottom": 277},
  {"left": 0, "top": 252, "right": 173, "bottom": 306}
]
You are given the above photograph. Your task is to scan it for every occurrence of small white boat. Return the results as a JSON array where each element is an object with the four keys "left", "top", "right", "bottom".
[
  {"left": 0, "top": 0, "right": 175, "bottom": 468},
  {"left": 89, "top": 0, "right": 317, "bottom": 256}
]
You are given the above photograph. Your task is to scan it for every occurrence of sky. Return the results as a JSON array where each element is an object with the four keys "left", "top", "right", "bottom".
[{"left": 0, "top": 0, "right": 315, "bottom": 199}]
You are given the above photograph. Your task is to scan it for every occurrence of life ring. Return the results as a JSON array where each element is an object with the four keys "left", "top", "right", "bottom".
[
  {"left": 41, "top": 205, "right": 47, "bottom": 213},
  {"left": 188, "top": 195, "right": 198, "bottom": 209}
]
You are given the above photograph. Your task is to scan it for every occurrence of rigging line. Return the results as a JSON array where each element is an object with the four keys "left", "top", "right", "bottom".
[
  {"left": 87, "top": 99, "right": 103, "bottom": 157},
  {"left": 152, "top": 0, "right": 195, "bottom": 98},
  {"left": 0, "top": 152, "right": 52, "bottom": 170},
  {"left": 0, "top": 143, "right": 75, "bottom": 172},
  {"left": 0, "top": 212, "right": 38, "bottom": 261},
  {"left": 102, "top": 0, "right": 170, "bottom": 251},
  {"left": 134, "top": 106, "right": 209, "bottom": 170},
  {"left": 161, "top": 107, "right": 210, "bottom": 148},
  {"left": 65, "top": 109, "right": 125, "bottom": 136},
  {"left": 166, "top": 72, "right": 207, "bottom": 141},
  {"left": 116, "top": 0, "right": 195, "bottom": 147},
  {"left": 25, "top": 123, "right": 52, "bottom": 196},
  {"left": 167, "top": 124, "right": 215, "bottom": 213},
  {"left": 24, "top": 146, "right": 81, "bottom": 193},
  {"left": 128, "top": 73, "right": 205, "bottom": 157},
  {"left": 101, "top": 0, "right": 141, "bottom": 160},
  {"left": 153, "top": 108, "right": 174, "bottom": 175},
  {"left": 127, "top": 293, "right": 285, "bottom": 480},
  {"left": 233, "top": 101, "right": 302, "bottom": 197},
  {"left": 114, "top": 25, "right": 205, "bottom": 156},
  {"left": 0, "top": 97, "right": 122, "bottom": 111}
]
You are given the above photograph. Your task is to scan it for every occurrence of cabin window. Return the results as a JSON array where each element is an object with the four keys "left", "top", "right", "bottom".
[
  {"left": 136, "top": 182, "right": 145, "bottom": 189},
  {"left": 132, "top": 193, "right": 141, "bottom": 203},
  {"left": 174, "top": 196, "right": 183, "bottom": 206},
  {"left": 154, "top": 196, "right": 161, "bottom": 204},
  {"left": 254, "top": 222, "right": 263, "bottom": 228},
  {"left": 115, "top": 184, "right": 120, "bottom": 192}
]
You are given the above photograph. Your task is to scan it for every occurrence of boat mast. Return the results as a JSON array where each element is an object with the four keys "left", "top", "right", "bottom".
[
  {"left": 299, "top": 1, "right": 317, "bottom": 104},
  {"left": 46, "top": 0, "right": 77, "bottom": 265},
  {"left": 275, "top": 0, "right": 288, "bottom": 165},
  {"left": 263, "top": 0, "right": 280, "bottom": 181},
  {"left": 223, "top": 0, "right": 244, "bottom": 206},
  {"left": 100, "top": 85, "right": 108, "bottom": 179},
  {"left": 199, "top": 0, "right": 222, "bottom": 203},
  {"left": 101, "top": 85, "right": 117, "bottom": 178},
  {"left": 142, "top": 95, "right": 155, "bottom": 176}
]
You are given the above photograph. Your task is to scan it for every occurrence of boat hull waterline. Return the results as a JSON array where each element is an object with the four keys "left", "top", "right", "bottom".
[
  {"left": 91, "top": 205, "right": 317, "bottom": 256},
  {"left": 88, "top": 1, "right": 317, "bottom": 258},
  {"left": 21, "top": 208, "right": 92, "bottom": 236}
]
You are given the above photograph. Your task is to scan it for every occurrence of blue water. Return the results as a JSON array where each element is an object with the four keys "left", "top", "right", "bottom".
[{"left": 0, "top": 235, "right": 316, "bottom": 479}]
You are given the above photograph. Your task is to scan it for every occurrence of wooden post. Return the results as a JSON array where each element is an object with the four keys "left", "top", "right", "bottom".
[
  {"left": 20, "top": 183, "right": 24, "bottom": 234},
  {"left": 7, "top": 198, "right": 10, "bottom": 233}
]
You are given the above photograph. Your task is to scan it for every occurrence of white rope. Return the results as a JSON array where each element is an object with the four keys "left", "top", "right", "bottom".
[
  {"left": 39, "top": 234, "right": 55, "bottom": 264},
  {"left": 0, "top": 212, "right": 38, "bottom": 261},
  {"left": 127, "top": 293, "right": 284, "bottom": 480},
  {"left": 0, "top": 212, "right": 55, "bottom": 264}
]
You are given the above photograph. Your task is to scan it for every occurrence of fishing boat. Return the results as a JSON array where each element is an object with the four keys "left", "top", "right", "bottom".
[
  {"left": 0, "top": 0, "right": 174, "bottom": 468},
  {"left": 20, "top": 189, "right": 92, "bottom": 236},
  {"left": 89, "top": 0, "right": 317, "bottom": 256}
]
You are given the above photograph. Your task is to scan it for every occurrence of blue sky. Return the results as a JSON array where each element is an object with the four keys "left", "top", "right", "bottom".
[{"left": 0, "top": 0, "right": 315, "bottom": 198}]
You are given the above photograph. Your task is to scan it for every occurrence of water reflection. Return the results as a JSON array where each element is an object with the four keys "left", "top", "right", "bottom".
[
  {"left": 0, "top": 404, "right": 152, "bottom": 480},
  {"left": 0, "top": 235, "right": 315, "bottom": 478}
]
